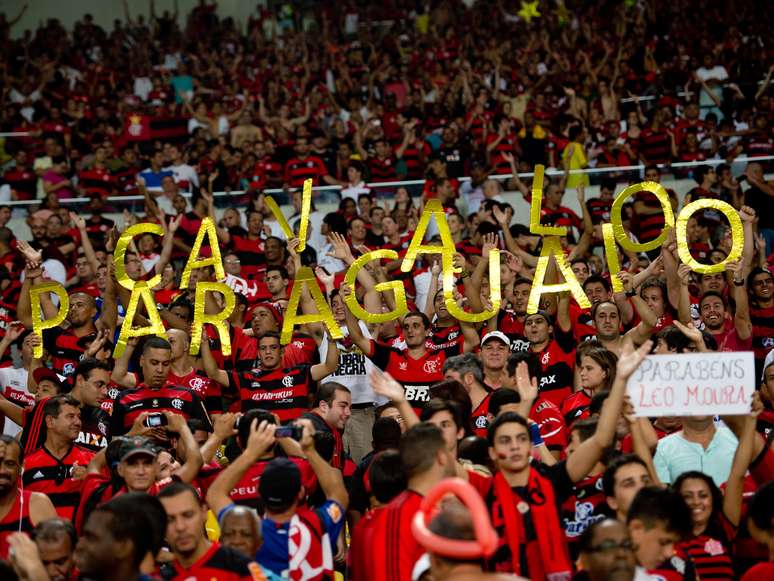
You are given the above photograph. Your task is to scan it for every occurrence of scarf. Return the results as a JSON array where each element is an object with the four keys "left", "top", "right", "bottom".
[{"left": 493, "top": 470, "right": 572, "bottom": 581}]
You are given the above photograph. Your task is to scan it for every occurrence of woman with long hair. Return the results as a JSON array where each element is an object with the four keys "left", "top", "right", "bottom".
[{"left": 561, "top": 344, "right": 617, "bottom": 426}]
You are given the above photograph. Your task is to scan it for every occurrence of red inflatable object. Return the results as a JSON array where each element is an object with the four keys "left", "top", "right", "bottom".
[{"left": 411, "top": 477, "right": 499, "bottom": 558}]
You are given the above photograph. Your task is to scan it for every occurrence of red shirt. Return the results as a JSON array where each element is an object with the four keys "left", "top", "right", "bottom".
[
  {"left": 161, "top": 541, "right": 257, "bottom": 581},
  {"left": 369, "top": 490, "right": 424, "bottom": 581},
  {"left": 23, "top": 445, "right": 96, "bottom": 520}
]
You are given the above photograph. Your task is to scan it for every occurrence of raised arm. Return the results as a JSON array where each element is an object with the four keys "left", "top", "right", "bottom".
[
  {"left": 722, "top": 401, "right": 759, "bottom": 528},
  {"left": 206, "top": 419, "right": 277, "bottom": 515},
  {"left": 111, "top": 337, "right": 138, "bottom": 388},
  {"left": 567, "top": 340, "right": 652, "bottom": 482},
  {"left": 165, "top": 411, "right": 204, "bottom": 483},
  {"left": 369, "top": 369, "right": 419, "bottom": 429},
  {"left": 727, "top": 260, "right": 752, "bottom": 341},
  {"left": 296, "top": 418, "right": 348, "bottom": 507},
  {"left": 200, "top": 413, "right": 237, "bottom": 464},
  {"left": 310, "top": 330, "right": 341, "bottom": 381},
  {"left": 199, "top": 333, "right": 229, "bottom": 386},
  {"left": 340, "top": 283, "right": 373, "bottom": 355}
]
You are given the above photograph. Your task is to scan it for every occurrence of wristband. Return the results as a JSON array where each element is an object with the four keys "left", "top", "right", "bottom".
[
  {"left": 733, "top": 279, "right": 745, "bottom": 286},
  {"left": 625, "top": 288, "right": 637, "bottom": 297},
  {"left": 528, "top": 422, "right": 544, "bottom": 447}
]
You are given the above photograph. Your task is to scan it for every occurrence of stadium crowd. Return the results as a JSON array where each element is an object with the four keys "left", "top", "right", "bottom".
[{"left": 0, "top": 1, "right": 773, "bottom": 580}]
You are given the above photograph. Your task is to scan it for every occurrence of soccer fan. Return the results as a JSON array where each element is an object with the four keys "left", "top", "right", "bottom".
[
  {"left": 200, "top": 329, "right": 340, "bottom": 421},
  {"left": 109, "top": 337, "right": 212, "bottom": 436},
  {"left": 33, "top": 518, "right": 77, "bottom": 581},
  {"left": 602, "top": 455, "right": 654, "bottom": 523},
  {"left": 301, "top": 382, "right": 352, "bottom": 471},
  {"left": 577, "top": 519, "right": 638, "bottom": 581},
  {"left": 157, "top": 481, "right": 267, "bottom": 580},
  {"left": 0, "top": 436, "right": 57, "bottom": 558},
  {"left": 443, "top": 353, "right": 492, "bottom": 438},
  {"left": 744, "top": 482, "right": 774, "bottom": 580},
  {"left": 22, "top": 395, "right": 95, "bottom": 520},
  {"left": 207, "top": 418, "right": 347, "bottom": 580}
]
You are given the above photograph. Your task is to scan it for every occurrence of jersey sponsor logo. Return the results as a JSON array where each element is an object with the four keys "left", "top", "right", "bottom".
[
  {"left": 76, "top": 430, "right": 108, "bottom": 449},
  {"left": 563, "top": 501, "right": 604, "bottom": 538},
  {"left": 251, "top": 389, "right": 293, "bottom": 401},
  {"left": 63, "top": 363, "right": 75, "bottom": 375},
  {"left": 128, "top": 402, "right": 145, "bottom": 410},
  {"left": 32, "top": 470, "right": 45, "bottom": 480},
  {"left": 404, "top": 386, "right": 430, "bottom": 402},
  {"left": 539, "top": 375, "right": 557, "bottom": 388},
  {"left": 326, "top": 503, "right": 342, "bottom": 522}
]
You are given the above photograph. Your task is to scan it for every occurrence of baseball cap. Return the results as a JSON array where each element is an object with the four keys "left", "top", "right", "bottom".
[
  {"left": 119, "top": 436, "right": 158, "bottom": 462},
  {"left": 32, "top": 368, "right": 67, "bottom": 391},
  {"left": 259, "top": 458, "right": 302, "bottom": 510},
  {"left": 481, "top": 331, "right": 511, "bottom": 348},
  {"left": 524, "top": 310, "right": 552, "bottom": 325}
]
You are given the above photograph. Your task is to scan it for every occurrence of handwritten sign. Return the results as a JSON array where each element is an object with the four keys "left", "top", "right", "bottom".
[{"left": 627, "top": 351, "right": 755, "bottom": 417}]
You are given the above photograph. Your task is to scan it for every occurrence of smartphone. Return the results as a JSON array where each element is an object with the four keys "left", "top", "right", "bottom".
[
  {"left": 144, "top": 413, "right": 168, "bottom": 428},
  {"left": 275, "top": 425, "right": 303, "bottom": 441}
]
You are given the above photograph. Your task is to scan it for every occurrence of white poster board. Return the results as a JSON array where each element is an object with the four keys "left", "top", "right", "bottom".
[{"left": 627, "top": 351, "right": 755, "bottom": 417}]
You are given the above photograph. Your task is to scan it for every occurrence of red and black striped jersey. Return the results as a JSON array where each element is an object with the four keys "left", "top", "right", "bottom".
[
  {"left": 497, "top": 310, "right": 530, "bottom": 352},
  {"left": 229, "top": 456, "right": 316, "bottom": 510},
  {"left": 21, "top": 401, "right": 110, "bottom": 455},
  {"left": 0, "top": 490, "right": 34, "bottom": 559},
  {"left": 471, "top": 392, "right": 492, "bottom": 438},
  {"left": 2, "top": 168, "right": 37, "bottom": 200},
  {"left": 532, "top": 328, "right": 576, "bottom": 409},
  {"left": 284, "top": 155, "right": 328, "bottom": 187},
  {"left": 168, "top": 368, "right": 223, "bottom": 415},
  {"left": 562, "top": 472, "right": 606, "bottom": 552},
  {"left": 78, "top": 167, "right": 116, "bottom": 198},
  {"left": 206, "top": 325, "right": 259, "bottom": 379},
  {"left": 229, "top": 235, "right": 266, "bottom": 280},
  {"left": 749, "top": 304, "right": 774, "bottom": 366},
  {"left": 109, "top": 384, "right": 212, "bottom": 436},
  {"left": 368, "top": 490, "right": 425, "bottom": 581},
  {"left": 395, "top": 142, "right": 429, "bottom": 178},
  {"left": 638, "top": 127, "right": 673, "bottom": 164},
  {"left": 159, "top": 542, "right": 259, "bottom": 581},
  {"left": 229, "top": 365, "right": 315, "bottom": 422},
  {"left": 23, "top": 444, "right": 95, "bottom": 520},
  {"left": 366, "top": 340, "right": 460, "bottom": 412},
  {"left": 676, "top": 534, "right": 735, "bottom": 580},
  {"left": 427, "top": 323, "right": 464, "bottom": 352},
  {"left": 586, "top": 198, "right": 612, "bottom": 225},
  {"left": 367, "top": 156, "right": 397, "bottom": 182},
  {"left": 560, "top": 390, "right": 592, "bottom": 426},
  {"left": 486, "top": 133, "right": 518, "bottom": 175},
  {"left": 42, "top": 327, "right": 97, "bottom": 378}
]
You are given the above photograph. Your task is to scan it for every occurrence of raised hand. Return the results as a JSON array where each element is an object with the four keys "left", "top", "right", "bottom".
[
  {"left": 492, "top": 204, "right": 510, "bottom": 226},
  {"left": 295, "top": 418, "right": 316, "bottom": 452},
  {"left": 327, "top": 231, "right": 354, "bottom": 263},
  {"left": 677, "top": 263, "right": 692, "bottom": 287},
  {"left": 616, "top": 339, "right": 653, "bottom": 380},
  {"left": 84, "top": 328, "right": 109, "bottom": 358},
  {"left": 3, "top": 321, "right": 25, "bottom": 344},
  {"left": 739, "top": 206, "right": 756, "bottom": 224},
  {"left": 370, "top": 369, "right": 406, "bottom": 403},
  {"left": 213, "top": 412, "right": 238, "bottom": 441},
  {"left": 245, "top": 418, "right": 277, "bottom": 456},
  {"left": 315, "top": 266, "right": 334, "bottom": 289},
  {"left": 673, "top": 320, "right": 704, "bottom": 346},
  {"left": 514, "top": 361, "right": 538, "bottom": 404},
  {"left": 16, "top": 240, "right": 42, "bottom": 264},
  {"left": 69, "top": 211, "right": 86, "bottom": 231},
  {"left": 481, "top": 233, "right": 499, "bottom": 258}
]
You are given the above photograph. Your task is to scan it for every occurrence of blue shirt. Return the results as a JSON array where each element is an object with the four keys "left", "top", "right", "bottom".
[
  {"left": 653, "top": 425, "right": 738, "bottom": 486},
  {"left": 138, "top": 168, "right": 174, "bottom": 190}
]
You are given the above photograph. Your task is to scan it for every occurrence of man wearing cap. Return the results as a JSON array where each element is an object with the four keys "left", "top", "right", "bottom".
[
  {"left": 201, "top": 329, "right": 340, "bottom": 422},
  {"left": 22, "top": 394, "right": 95, "bottom": 520},
  {"left": 479, "top": 331, "right": 511, "bottom": 389},
  {"left": 207, "top": 418, "right": 348, "bottom": 580}
]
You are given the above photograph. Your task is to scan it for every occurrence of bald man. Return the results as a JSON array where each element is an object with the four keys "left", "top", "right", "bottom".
[{"left": 219, "top": 505, "right": 261, "bottom": 558}]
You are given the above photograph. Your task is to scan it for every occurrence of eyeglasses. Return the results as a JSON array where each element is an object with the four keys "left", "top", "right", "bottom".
[{"left": 587, "top": 539, "right": 634, "bottom": 553}]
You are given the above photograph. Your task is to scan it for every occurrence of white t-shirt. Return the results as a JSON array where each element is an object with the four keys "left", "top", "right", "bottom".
[
  {"left": 0, "top": 367, "right": 32, "bottom": 437},
  {"left": 320, "top": 322, "right": 386, "bottom": 405},
  {"left": 340, "top": 182, "right": 371, "bottom": 201},
  {"left": 165, "top": 163, "right": 200, "bottom": 189}
]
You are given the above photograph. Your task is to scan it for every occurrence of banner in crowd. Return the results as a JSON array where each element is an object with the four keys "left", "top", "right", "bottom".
[
  {"left": 27, "top": 166, "right": 746, "bottom": 354},
  {"left": 626, "top": 351, "right": 755, "bottom": 417}
]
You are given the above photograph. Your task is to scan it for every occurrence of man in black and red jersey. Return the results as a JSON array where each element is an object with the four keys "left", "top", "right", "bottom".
[
  {"left": 3, "top": 150, "right": 37, "bottom": 200},
  {"left": 284, "top": 134, "right": 339, "bottom": 188},
  {"left": 748, "top": 267, "right": 774, "bottom": 377},
  {"left": 16, "top": 358, "right": 111, "bottom": 455},
  {"left": 111, "top": 329, "right": 222, "bottom": 415},
  {"left": 200, "top": 330, "right": 340, "bottom": 423},
  {"left": 0, "top": 436, "right": 57, "bottom": 559},
  {"left": 343, "top": 290, "right": 464, "bottom": 413},
  {"left": 18, "top": 280, "right": 98, "bottom": 379},
  {"left": 523, "top": 309, "right": 576, "bottom": 409},
  {"left": 158, "top": 482, "right": 262, "bottom": 581},
  {"left": 23, "top": 394, "right": 95, "bottom": 520},
  {"left": 109, "top": 337, "right": 212, "bottom": 437},
  {"left": 215, "top": 209, "right": 267, "bottom": 280}
]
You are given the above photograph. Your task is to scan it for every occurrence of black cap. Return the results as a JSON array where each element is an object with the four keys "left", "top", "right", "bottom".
[
  {"left": 259, "top": 458, "right": 302, "bottom": 510},
  {"left": 119, "top": 436, "right": 158, "bottom": 462}
]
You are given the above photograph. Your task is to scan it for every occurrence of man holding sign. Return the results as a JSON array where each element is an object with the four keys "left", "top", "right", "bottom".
[{"left": 627, "top": 350, "right": 755, "bottom": 485}]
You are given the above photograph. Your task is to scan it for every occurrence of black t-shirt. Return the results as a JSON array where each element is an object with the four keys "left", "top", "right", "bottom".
[{"left": 746, "top": 185, "right": 774, "bottom": 229}]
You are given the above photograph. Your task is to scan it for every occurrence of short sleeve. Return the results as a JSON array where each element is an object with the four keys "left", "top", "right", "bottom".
[{"left": 315, "top": 500, "right": 346, "bottom": 541}]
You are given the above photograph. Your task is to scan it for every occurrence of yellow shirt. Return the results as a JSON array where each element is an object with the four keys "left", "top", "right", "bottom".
[{"left": 563, "top": 142, "right": 590, "bottom": 188}]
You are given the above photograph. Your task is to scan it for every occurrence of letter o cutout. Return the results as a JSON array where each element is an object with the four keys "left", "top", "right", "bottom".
[
  {"left": 611, "top": 181, "right": 675, "bottom": 252},
  {"left": 676, "top": 199, "right": 743, "bottom": 274}
]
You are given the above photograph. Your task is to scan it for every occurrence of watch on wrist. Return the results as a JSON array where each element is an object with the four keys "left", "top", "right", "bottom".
[
  {"left": 733, "top": 279, "right": 745, "bottom": 286},
  {"left": 625, "top": 288, "right": 637, "bottom": 297}
]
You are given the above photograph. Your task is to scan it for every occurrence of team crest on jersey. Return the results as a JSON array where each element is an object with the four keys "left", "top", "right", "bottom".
[
  {"left": 171, "top": 398, "right": 184, "bottom": 410},
  {"left": 541, "top": 352, "right": 550, "bottom": 365},
  {"left": 294, "top": 340, "right": 304, "bottom": 349},
  {"left": 475, "top": 416, "right": 488, "bottom": 429},
  {"left": 98, "top": 421, "right": 108, "bottom": 436},
  {"left": 704, "top": 538, "right": 725, "bottom": 556},
  {"left": 189, "top": 377, "right": 206, "bottom": 391},
  {"left": 282, "top": 375, "right": 294, "bottom": 388},
  {"left": 423, "top": 359, "right": 439, "bottom": 374},
  {"left": 108, "top": 387, "right": 119, "bottom": 400}
]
